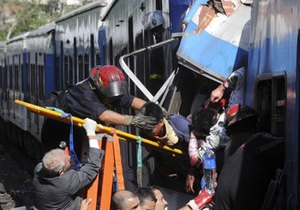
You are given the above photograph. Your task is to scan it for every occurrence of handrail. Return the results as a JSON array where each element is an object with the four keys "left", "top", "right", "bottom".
[{"left": 119, "top": 36, "right": 181, "bottom": 102}]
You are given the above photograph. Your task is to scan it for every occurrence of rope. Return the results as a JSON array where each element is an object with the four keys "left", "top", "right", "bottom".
[
  {"left": 137, "top": 136, "right": 143, "bottom": 187},
  {"left": 45, "top": 107, "right": 81, "bottom": 168}
]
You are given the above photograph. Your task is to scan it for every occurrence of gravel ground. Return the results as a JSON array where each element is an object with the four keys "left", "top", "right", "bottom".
[{"left": 0, "top": 140, "right": 35, "bottom": 210}]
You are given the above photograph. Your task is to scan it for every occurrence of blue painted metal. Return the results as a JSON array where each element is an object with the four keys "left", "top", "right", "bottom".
[
  {"left": 169, "top": 0, "right": 193, "bottom": 32},
  {"left": 98, "top": 27, "right": 106, "bottom": 66},
  {"left": 247, "top": 0, "right": 300, "bottom": 208},
  {"left": 177, "top": 2, "right": 250, "bottom": 80}
]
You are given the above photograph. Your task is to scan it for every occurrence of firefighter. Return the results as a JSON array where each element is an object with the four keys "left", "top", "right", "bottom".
[{"left": 41, "top": 65, "right": 156, "bottom": 155}]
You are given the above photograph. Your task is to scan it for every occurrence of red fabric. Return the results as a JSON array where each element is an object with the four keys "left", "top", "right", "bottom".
[{"left": 194, "top": 189, "right": 213, "bottom": 209}]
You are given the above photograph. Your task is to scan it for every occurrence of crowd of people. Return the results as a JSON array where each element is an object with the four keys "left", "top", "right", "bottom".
[{"left": 31, "top": 65, "right": 284, "bottom": 210}]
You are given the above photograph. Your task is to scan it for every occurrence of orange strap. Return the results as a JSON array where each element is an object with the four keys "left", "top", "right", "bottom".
[
  {"left": 86, "top": 140, "right": 103, "bottom": 210},
  {"left": 99, "top": 137, "right": 115, "bottom": 210},
  {"left": 111, "top": 129, "right": 125, "bottom": 190}
]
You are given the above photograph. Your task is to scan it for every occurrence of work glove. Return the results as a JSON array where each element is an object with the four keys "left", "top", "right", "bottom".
[
  {"left": 186, "top": 189, "right": 213, "bottom": 210},
  {"left": 83, "top": 118, "right": 97, "bottom": 136},
  {"left": 124, "top": 112, "right": 157, "bottom": 130}
]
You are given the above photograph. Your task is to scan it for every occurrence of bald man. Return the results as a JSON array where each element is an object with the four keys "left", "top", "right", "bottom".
[{"left": 111, "top": 190, "right": 141, "bottom": 210}]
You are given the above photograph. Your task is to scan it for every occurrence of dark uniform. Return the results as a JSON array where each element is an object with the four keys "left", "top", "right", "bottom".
[
  {"left": 41, "top": 78, "right": 134, "bottom": 155},
  {"left": 213, "top": 104, "right": 285, "bottom": 210}
]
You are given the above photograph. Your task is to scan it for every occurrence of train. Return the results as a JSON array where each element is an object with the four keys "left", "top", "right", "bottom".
[{"left": 0, "top": 0, "right": 299, "bottom": 209}]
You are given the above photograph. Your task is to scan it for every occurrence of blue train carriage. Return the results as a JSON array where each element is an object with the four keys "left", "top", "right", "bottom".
[
  {"left": 25, "top": 22, "right": 56, "bottom": 145},
  {"left": 4, "top": 23, "right": 55, "bottom": 157},
  {"left": 55, "top": 1, "right": 106, "bottom": 91},
  {"left": 246, "top": 0, "right": 299, "bottom": 208},
  {"left": 5, "top": 33, "right": 29, "bottom": 139}
]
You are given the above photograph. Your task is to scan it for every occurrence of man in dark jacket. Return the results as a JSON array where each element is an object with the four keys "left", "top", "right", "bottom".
[
  {"left": 213, "top": 104, "right": 285, "bottom": 210},
  {"left": 33, "top": 118, "right": 104, "bottom": 210}
]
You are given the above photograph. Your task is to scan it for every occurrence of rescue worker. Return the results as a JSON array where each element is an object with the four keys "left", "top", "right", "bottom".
[
  {"left": 33, "top": 118, "right": 104, "bottom": 210},
  {"left": 41, "top": 65, "right": 156, "bottom": 155},
  {"left": 210, "top": 67, "right": 245, "bottom": 107},
  {"left": 213, "top": 104, "right": 285, "bottom": 210}
]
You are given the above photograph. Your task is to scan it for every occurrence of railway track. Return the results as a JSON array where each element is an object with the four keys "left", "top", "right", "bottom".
[{"left": 0, "top": 135, "right": 35, "bottom": 210}]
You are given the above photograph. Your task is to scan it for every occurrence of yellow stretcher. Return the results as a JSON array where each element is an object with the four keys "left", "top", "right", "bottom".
[{"left": 15, "top": 99, "right": 183, "bottom": 155}]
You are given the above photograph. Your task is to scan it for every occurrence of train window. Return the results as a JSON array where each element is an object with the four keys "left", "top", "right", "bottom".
[
  {"left": 12, "top": 57, "right": 16, "bottom": 92},
  {"left": 20, "top": 56, "right": 23, "bottom": 93},
  {"left": 144, "top": 29, "right": 165, "bottom": 96},
  {"left": 84, "top": 53, "right": 89, "bottom": 77},
  {"left": 60, "top": 41, "right": 64, "bottom": 90},
  {"left": 9, "top": 65, "right": 12, "bottom": 89},
  {"left": 15, "top": 63, "right": 19, "bottom": 92},
  {"left": 73, "top": 37, "right": 78, "bottom": 83},
  {"left": 70, "top": 56, "right": 73, "bottom": 84},
  {"left": 78, "top": 54, "right": 84, "bottom": 81},
  {"left": 90, "top": 34, "right": 95, "bottom": 67},
  {"left": 27, "top": 54, "right": 30, "bottom": 97},
  {"left": 55, "top": 56, "right": 60, "bottom": 90},
  {"left": 30, "top": 63, "right": 36, "bottom": 99},
  {"left": 109, "top": 38, "right": 113, "bottom": 65},
  {"left": 38, "top": 65, "right": 44, "bottom": 99},
  {"left": 134, "top": 32, "right": 145, "bottom": 99},
  {"left": 156, "top": 0, "right": 162, "bottom": 10},
  {"left": 64, "top": 55, "right": 74, "bottom": 86},
  {"left": 95, "top": 52, "right": 100, "bottom": 65},
  {"left": 17, "top": 54, "right": 22, "bottom": 93},
  {"left": 256, "top": 76, "right": 286, "bottom": 137},
  {"left": 64, "top": 55, "right": 69, "bottom": 85}
]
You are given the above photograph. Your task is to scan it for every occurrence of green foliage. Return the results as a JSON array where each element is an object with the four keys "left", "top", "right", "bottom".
[
  {"left": 0, "top": 0, "right": 84, "bottom": 41},
  {"left": 0, "top": 31, "right": 6, "bottom": 41}
]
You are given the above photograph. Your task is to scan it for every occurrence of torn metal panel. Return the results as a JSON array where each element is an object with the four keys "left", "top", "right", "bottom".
[{"left": 177, "top": 1, "right": 251, "bottom": 82}]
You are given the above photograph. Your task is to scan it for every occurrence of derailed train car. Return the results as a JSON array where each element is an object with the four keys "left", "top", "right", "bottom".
[{"left": 177, "top": 0, "right": 300, "bottom": 208}]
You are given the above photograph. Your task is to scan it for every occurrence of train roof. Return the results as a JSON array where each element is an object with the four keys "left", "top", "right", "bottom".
[
  {"left": 27, "top": 22, "right": 55, "bottom": 38},
  {"left": 7, "top": 22, "right": 55, "bottom": 44},
  {"left": 55, "top": 0, "right": 107, "bottom": 23},
  {"left": 0, "top": 41, "right": 5, "bottom": 47}
]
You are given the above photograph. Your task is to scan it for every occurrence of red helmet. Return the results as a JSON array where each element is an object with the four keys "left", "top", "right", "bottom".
[
  {"left": 226, "top": 104, "right": 258, "bottom": 130},
  {"left": 90, "top": 65, "right": 128, "bottom": 98}
]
